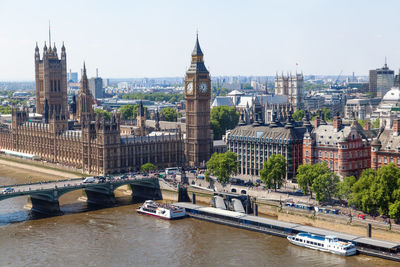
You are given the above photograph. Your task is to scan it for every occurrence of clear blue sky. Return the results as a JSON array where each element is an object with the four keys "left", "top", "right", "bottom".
[{"left": 0, "top": 0, "right": 399, "bottom": 80}]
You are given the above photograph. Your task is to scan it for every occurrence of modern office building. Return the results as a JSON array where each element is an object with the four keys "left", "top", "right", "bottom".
[
  {"left": 369, "top": 63, "right": 394, "bottom": 98},
  {"left": 89, "top": 77, "right": 104, "bottom": 99},
  {"left": 225, "top": 110, "right": 307, "bottom": 179}
]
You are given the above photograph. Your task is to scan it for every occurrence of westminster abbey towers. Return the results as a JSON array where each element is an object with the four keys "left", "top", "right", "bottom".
[{"left": 185, "top": 35, "right": 212, "bottom": 167}]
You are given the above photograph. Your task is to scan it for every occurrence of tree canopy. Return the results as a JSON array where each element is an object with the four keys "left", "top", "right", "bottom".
[
  {"left": 260, "top": 154, "right": 286, "bottom": 191},
  {"left": 372, "top": 118, "right": 380, "bottom": 129},
  {"left": 160, "top": 107, "right": 177, "bottom": 122},
  {"left": 122, "top": 92, "right": 184, "bottom": 103},
  {"left": 206, "top": 151, "right": 238, "bottom": 183},
  {"left": 292, "top": 110, "right": 304, "bottom": 121},
  {"left": 210, "top": 106, "right": 240, "bottom": 140},
  {"left": 350, "top": 164, "right": 400, "bottom": 218},
  {"left": 296, "top": 163, "right": 331, "bottom": 197},
  {"left": 94, "top": 109, "right": 112, "bottom": 120},
  {"left": 336, "top": 176, "right": 356, "bottom": 201},
  {"left": 119, "top": 104, "right": 148, "bottom": 120},
  {"left": 141, "top": 163, "right": 157, "bottom": 172},
  {"left": 312, "top": 172, "right": 340, "bottom": 203}
]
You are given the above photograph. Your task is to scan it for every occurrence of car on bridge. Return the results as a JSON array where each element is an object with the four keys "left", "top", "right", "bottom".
[
  {"left": 2, "top": 187, "right": 14, "bottom": 193},
  {"left": 83, "top": 177, "right": 95, "bottom": 184}
]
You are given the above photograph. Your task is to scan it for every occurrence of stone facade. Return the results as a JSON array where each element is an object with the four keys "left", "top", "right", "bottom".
[
  {"left": 0, "top": 42, "right": 186, "bottom": 175},
  {"left": 184, "top": 35, "right": 212, "bottom": 167},
  {"left": 275, "top": 73, "right": 304, "bottom": 111}
]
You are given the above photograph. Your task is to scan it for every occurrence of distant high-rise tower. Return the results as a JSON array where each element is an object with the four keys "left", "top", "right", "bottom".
[
  {"left": 275, "top": 73, "right": 304, "bottom": 110},
  {"left": 184, "top": 35, "right": 212, "bottom": 167},
  {"left": 369, "top": 61, "right": 394, "bottom": 98},
  {"left": 35, "top": 40, "right": 67, "bottom": 116},
  {"left": 89, "top": 69, "right": 104, "bottom": 99}
]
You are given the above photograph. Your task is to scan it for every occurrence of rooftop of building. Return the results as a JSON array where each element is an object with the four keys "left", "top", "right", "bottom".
[{"left": 228, "top": 122, "right": 305, "bottom": 141}]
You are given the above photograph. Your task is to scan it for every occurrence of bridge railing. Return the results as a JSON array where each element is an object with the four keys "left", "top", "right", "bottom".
[
  {"left": 0, "top": 177, "right": 157, "bottom": 197},
  {"left": 0, "top": 177, "right": 84, "bottom": 189}
]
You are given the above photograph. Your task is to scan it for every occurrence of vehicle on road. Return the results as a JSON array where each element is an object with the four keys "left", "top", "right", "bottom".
[
  {"left": 165, "top": 167, "right": 179, "bottom": 175},
  {"left": 2, "top": 187, "right": 14, "bottom": 193},
  {"left": 357, "top": 214, "right": 366, "bottom": 220},
  {"left": 83, "top": 177, "right": 95, "bottom": 184}
]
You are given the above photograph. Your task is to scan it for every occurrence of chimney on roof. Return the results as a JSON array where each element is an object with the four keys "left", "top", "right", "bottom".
[
  {"left": 393, "top": 118, "right": 400, "bottom": 136},
  {"left": 314, "top": 115, "right": 320, "bottom": 128},
  {"left": 333, "top": 114, "right": 342, "bottom": 131}
]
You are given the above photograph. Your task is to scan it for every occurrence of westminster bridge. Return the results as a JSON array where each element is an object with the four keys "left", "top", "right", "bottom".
[{"left": 0, "top": 176, "right": 162, "bottom": 215}]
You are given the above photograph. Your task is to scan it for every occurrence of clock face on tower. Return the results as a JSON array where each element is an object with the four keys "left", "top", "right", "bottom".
[
  {"left": 186, "top": 82, "right": 193, "bottom": 94},
  {"left": 200, "top": 82, "right": 208, "bottom": 93}
]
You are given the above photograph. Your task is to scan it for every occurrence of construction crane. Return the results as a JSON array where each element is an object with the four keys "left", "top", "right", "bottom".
[{"left": 331, "top": 70, "right": 344, "bottom": 89}]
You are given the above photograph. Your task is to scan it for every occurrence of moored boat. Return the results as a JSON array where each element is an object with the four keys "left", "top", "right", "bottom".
[
  {"left": 136, "top": 200, "right": 186, "bottom": 219},
  {"left": 287, "top": 232, "right": 357, "bottom": 256}
]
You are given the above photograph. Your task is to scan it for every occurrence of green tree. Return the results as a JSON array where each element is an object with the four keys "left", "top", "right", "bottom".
[
  {"left": 312, "top": 172, "right": 340, "bottom": 203},
  {"left": 321, "top": 107, "right": 331, "bottom": 121},
  {"left": 94, "top": 109, "right": 112, "bottom": 120},
  {"left": 292, "top": 110, "right": 304, "bottom": 121},
  {"left": 260, "top": 154, "right": 286, "bottom": 191},
  {"left": 296, "top": 163, "right": 331, "bottom": 197},
  {"left": 351, "top": 164, "right": 400, "bottom": 217},
  {"left": 336, "top": 176, "right": 356, "bottom": 201},
  {"left": 141, "top": 163, "right": 157, "bottom": 172},
  {"left": 210, "top": 106, "right": 240, "bottom": 140},
  {"left": 0, "top": 106, "right": 12, "bottom": 114},
  {"left": 122, "top": 92, "right": 184, "bottom": 103},
  {"left": 119, "top": 104, "right": 148, "bottom": 120},
  {"left": 160, "top": 107, "right": 177, "bottom": 122},
  {"left": 206, "top": 151, "right": 238, "bottom": 183},
  {"left": 357, "top": 119, "right": 366, "bottom": 127},
  {"left": 372, "top": 118, "right": 380, "bottom": 129},
  {"left": 389, "top": 200, "right": 400, "bottom": 223}
]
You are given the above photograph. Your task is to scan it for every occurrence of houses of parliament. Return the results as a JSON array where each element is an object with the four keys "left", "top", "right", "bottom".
[{"left": 0, "top": 35, "right": 212, "bottom": 175}]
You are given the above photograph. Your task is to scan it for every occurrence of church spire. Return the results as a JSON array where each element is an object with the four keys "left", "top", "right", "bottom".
[
  {"left": 80, "top": 62, "right": 90, "bottom": 94},
  {"left": 192, "top": 32, "right": 203, "bottom": 56}
]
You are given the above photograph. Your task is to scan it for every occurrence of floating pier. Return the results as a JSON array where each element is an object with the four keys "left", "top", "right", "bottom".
[{"left": 174, "top": 202, "right": 400, "bottom": 262}]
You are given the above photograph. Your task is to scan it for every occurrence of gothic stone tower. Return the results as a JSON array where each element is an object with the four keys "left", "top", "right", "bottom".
[
  {"left": 35, "top": 41, "right": 67, "bottom": 116},
  {"left": 76, "top": 63, "right": 95, "bottom": 123},
  {"left": 185, "top": 35, "right": 212, "bottom": 167}
]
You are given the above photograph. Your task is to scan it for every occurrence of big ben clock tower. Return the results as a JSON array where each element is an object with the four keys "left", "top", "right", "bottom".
[{"left": 185, "top": 34, "right": 212, "bottom": 167}]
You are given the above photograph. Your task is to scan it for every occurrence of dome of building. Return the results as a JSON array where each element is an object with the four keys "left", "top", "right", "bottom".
[{"left": 382, "top": 87, "right": 400, "bottom": 102}]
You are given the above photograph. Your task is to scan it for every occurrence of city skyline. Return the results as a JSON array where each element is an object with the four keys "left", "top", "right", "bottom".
[{"left": 1, "top": 0, "right": 400, "bottom": 80}]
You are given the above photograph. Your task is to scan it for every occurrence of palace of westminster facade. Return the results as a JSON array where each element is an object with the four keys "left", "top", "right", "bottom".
[{"left": 0, "top": 36, "right": 212, "bottom": 175}]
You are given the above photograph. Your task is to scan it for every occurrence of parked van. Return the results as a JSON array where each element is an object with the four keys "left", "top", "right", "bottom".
[
  {"left": 83, "top": 177, "right": 95, "bottom": 183},
  {"left": 165, "top": 167, "right": 179, "bottom": 175}
]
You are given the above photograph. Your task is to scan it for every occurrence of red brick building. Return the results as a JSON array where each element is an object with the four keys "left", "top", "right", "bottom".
[
  {"left": 371, "top": 118, "right": 400, "bottom": 169},
  {"left": 303, "top": 115, "right": 372, "bottom": 177}
]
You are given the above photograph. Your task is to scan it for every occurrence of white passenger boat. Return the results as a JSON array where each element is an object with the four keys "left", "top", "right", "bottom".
[
  {"left": 136, "top": 200, "right": 186, "bottom": 219},
  {"left": 287, "top": 232, "right": 357, "bottom": 256}
]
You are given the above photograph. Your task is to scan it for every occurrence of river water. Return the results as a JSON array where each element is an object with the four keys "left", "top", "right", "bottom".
[{"left": 0, "top": 167, "right": 397, "bottom": 267}]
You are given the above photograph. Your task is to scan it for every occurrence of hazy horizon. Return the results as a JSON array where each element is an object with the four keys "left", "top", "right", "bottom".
[{"left": 0, "top": 0, "right": 399, "bottom": 80}]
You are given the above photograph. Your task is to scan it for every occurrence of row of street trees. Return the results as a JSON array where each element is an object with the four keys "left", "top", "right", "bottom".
[{"left": 205, "top": 152, "right": 400, "bottom": 221}]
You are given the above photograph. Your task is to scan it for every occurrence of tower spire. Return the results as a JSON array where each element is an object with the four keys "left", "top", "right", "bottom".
[
  {"left": 192, "top": 32, "right": 203, "bottom": 56},
  {"left": 49, "top": 20, "right": 51, "bottom": 47}
]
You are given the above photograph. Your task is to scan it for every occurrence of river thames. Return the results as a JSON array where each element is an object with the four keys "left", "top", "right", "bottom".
[{"left": 0, "top": 168, "right": 397, "bottom": 267}]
